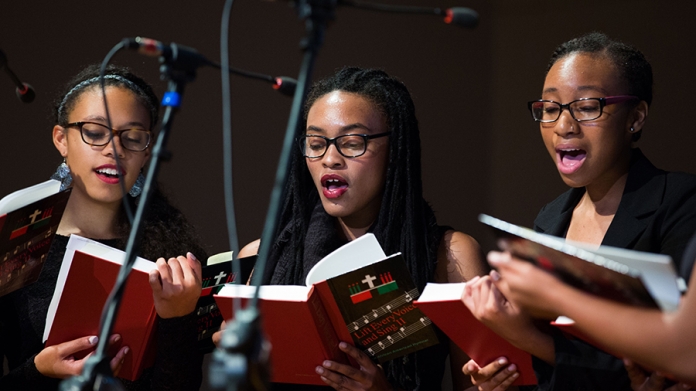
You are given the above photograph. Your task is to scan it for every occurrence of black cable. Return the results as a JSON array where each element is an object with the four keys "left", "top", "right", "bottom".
[
  {"left": 210, "top": 61, "right": 275, "bottom": 84},
  {"left": 220, "top": 0, "right": 242, "bottom": 312},
  {"left": 99, "top": 40, "right": 135, "bottom": 225},
  {"left": 339, "top": 0, "right": 445, "bottom": 16}
]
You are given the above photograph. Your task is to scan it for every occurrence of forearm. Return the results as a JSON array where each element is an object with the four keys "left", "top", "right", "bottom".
[{"left": 549, "top": 282, "right": 696, "bottom": 383}]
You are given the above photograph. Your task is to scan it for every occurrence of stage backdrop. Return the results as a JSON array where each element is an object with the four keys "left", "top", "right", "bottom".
[{"left": 2, "top": 1, "right": 696, "bottom": 389}]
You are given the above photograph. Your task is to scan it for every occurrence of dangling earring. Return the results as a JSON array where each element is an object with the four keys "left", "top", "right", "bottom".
[
  {"left": 129, "top": 171, "right": 145, "bottom": 197},
  {"left": 50, "top": 159, "right": 72, "bottom": 191}
]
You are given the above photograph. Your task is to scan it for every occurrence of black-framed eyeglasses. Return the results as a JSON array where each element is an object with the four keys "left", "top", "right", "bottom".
[
  {"left": 298, "top": 132, "right": 391, "bottom": 158},
  {"left": 65, "top": 121, "right": 152, "bottom": 152},
  {"left": 527, "top": 95, "right": 639, "bottom": 123}
]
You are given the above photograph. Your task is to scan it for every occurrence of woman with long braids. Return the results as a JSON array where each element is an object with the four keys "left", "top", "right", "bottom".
[
  {"left": 238, "top": 67, "right": 488, "bottom": 390},
  {"left": 0, "top": 64, "right": 206, "bottom": 390}
]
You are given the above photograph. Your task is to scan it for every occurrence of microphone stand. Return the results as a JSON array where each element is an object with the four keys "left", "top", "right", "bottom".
[
  {"left": 60, "top": 45, "right": 201, "bottom": 391},
  {"left": 210, "top": 1, "right": 336, "bottom": 390}
]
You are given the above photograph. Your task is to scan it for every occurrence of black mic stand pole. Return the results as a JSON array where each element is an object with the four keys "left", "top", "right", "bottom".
[
  {"left": 210, "top": 1, "right": 336, "bottom": 390},
  {"left": 60, "top": 46, "right": 200, "bottom": 391}
]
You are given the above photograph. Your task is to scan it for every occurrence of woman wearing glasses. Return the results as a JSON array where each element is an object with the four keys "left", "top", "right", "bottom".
[
  {"left": 462, "top": 33, "right": 696, "bottom": 391},
  {"left": 237, "top": 67, "right": 487, "bottom": 390},
  {"left": 0, "top": 64, "right": 206, "bottom": 390}
]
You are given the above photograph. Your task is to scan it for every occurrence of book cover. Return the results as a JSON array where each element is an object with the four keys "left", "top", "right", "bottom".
[
  {"left": 197, "top": 254, "right": 257, "bottom": 353},
  {"left": 215, "top": 285, "right": 348, "bottom": 385},
  {"left": 213, "top": 234, "right": 438, "bottom": 384},
  {"left": 44, "top": 235, "right": 158, "bottom": 382},
  {"left": 479, "top": 214, "right": 675, "bottom": 310},
  {"left": 0, "top": 180, "right": 70, "bottom": 298},
  {"left": 320, "top": 253, "right": 439, "bottom": 363},
  {"left": 414, "top": 282, "right": 537, "bottom": 386}
]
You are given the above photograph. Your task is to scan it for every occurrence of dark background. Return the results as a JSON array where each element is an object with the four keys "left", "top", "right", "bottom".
[
  {"left": 3, "top": 0, "right": 696, "bottom": 256},
  {"left": 2, "top": 1, "right": 696, "bottom": 388}
]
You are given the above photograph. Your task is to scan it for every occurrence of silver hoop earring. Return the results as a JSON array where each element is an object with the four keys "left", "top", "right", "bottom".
[
  {"left": 50, "top": 159, "right": 72, "bottom": 191},
  {"left": 129, "top": 172, "right": 145, "bottom": 197}
]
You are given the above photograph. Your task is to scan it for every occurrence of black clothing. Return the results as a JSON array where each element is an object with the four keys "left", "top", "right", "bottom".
[
  {"left": 269, "top": 202, "right": 451, "bottom": 390},
  {"left": 0, "top": 235, "right": 203, "bottom": 390},
  {"left": 531, "top": 149, "right": 696, "bottom": 391}
]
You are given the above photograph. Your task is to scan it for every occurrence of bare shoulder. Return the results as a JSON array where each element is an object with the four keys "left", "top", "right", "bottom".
[
  {"left": 434, "top": 230, "right": 487, "bottom": 283},
  {"left": 238, "top": 239, "right": 260, "bottom": 258}
]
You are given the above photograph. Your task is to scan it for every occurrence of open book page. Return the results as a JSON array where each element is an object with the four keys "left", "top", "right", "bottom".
[
  {"left": 216, "top": 284, "right": 311, "bottom": 301},
  {"left": 480, "top": 214, "right": 681, "bottom": 311},
  {"left": 305, "top": 233, "right": 386, "bottom": 286},
  {"left": 568, "top": 240, "right": 681, "bottom": 310},
  {"left": 0, "top": 179, "right": 61, "bottom": 215}
]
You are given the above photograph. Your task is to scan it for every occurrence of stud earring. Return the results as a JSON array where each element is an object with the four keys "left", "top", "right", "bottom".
[
  {"left": 50, "top": 159, "right": 72, "bottom": 191},
  {"left": 629, "top": 127, "right": 636, "bottom": 133},
  {"left": 129, "top": 171, "right": 145, "bottom": 197}
]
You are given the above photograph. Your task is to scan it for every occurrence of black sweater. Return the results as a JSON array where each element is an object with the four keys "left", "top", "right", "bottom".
[{"left": 0, "top": 235, "right": 203, "bottom": 390}]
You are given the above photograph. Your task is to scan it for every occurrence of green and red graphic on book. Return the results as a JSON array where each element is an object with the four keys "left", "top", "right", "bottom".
[
  {"left": 0, "top": 187, "right": 71, "bottom": 297},
  {"left": 326, "top": 254, "right": 439, "bottom": 363},
  {"left": 348, "top": 272, "right": 399, "bottom": 304}
]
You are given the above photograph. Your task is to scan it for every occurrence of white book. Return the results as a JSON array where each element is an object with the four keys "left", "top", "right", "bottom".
[{"left": 480, "top": 214, "right": 681, "bottom": 311}]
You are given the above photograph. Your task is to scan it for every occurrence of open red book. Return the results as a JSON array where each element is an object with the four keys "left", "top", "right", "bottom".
[
  {"left": 44, "top": 235, "right": 157, "bottom": 382},
  {"left": 414, "top": 283, "right": 537, "bottom": 386},
  {"left": 215, "top": 234, "right": 439, "bottom": 385}
]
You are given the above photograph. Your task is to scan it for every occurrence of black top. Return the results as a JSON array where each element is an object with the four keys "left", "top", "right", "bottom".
[
  {"left": 531, "top": 149, "right": 696, "bottom": 391},
  {"left": 269, "top": 203, "right": 452, "bottom": 390},
  {"left": 0, "top": 235, "right": 203, "bottom": 390}
]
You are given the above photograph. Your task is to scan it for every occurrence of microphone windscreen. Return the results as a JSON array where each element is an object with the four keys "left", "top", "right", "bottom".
[
  {"left": 16, "top": 82, "right": 35, "bottom": 103},
  {"left": 445, "top": 7, "right": 479, "bottom": 28},
  {"left": 273, "top": 77, "right": 297, "bottom": 97}
]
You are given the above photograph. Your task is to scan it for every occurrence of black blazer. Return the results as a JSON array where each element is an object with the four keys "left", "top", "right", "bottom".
[{"left": 531, "top": 149, "right": 696, "bottom": 391}]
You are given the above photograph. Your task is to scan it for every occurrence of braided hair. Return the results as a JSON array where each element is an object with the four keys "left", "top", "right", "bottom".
[{"left": 265, "top": 67, "right": 442, "bottom": 389}]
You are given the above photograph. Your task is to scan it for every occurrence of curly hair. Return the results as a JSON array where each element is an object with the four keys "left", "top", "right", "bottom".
[{"left": 55, "top": 64, "right": 207, "bottom": 261}]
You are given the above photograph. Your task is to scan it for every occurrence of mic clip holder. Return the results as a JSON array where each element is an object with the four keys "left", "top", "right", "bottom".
[
  {"left": 157, "top": 42, "right": 210, "bottom": 86},
  {"left": 210, "top": 307, "right": 271, "bottom": 391}
]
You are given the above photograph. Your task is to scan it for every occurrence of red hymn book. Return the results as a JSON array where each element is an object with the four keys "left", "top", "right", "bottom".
[{"left": 44, "top": 235, "right": 158, "bottom": 382}]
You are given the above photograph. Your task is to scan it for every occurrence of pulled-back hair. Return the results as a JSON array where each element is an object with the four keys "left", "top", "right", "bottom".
[
  {"left": 53, "top": 64, "right": 160, "bottom": 129},
  {"left": 54, "top": 64, "right": 207, "bottom": 261},
  {"left": 548, "top": 32, "right": 653, "bottom": 106}
]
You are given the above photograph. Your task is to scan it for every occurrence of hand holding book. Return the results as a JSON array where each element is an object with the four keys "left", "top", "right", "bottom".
[
  {"left": 34, "top": 334, "right": 128, "bottom": 379},
  {"left": 316, "top": 341, "right": 393, "bottom": 390},
  {"left": 487, "top": 250, "right": 569, "bottom": 319},
  {"left": 462, "top": 357, "right": 520, "bottom": 391},
  {"left": 149, "top": 252, "right": 202, "bottom": 319}
]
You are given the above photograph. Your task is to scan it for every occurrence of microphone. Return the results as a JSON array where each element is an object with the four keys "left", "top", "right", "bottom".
[
  {"left": 124, "top": 37, "right": 215, "bottom": 70},
  {"left": 0, "top": 49, "right": 36, "bottom": 103},
  {"left": 124, "top": 37, "right": 297, "bottom": 95},
  {"left": 334, "top": 1, "right": 479, "bottom": 29},
  {"left": 443, "top": 7, "right": 479, "bottom": 28},
  {"left": 273, "top": 77, "right": 297, "bottom": 96}
]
